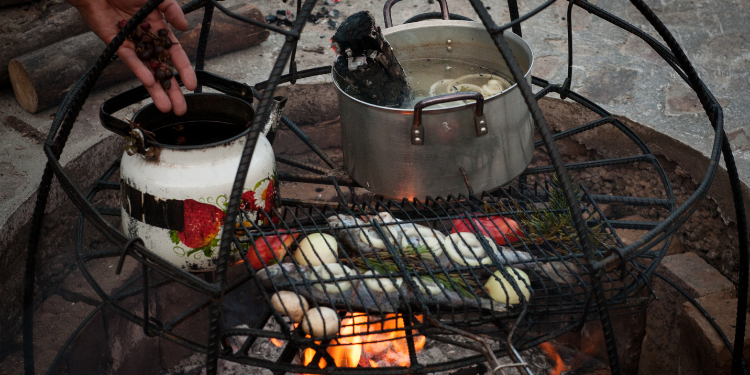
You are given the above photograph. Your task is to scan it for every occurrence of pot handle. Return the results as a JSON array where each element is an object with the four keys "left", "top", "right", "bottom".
[
  {"left": 383, "top": 0, "right": 449, "bottom": 28},
  {"left": 99, "top": 70, "right": 255, "bottom": 137},
  {"left": 411, "top": 92, "right": 488, "bottom": 146}
]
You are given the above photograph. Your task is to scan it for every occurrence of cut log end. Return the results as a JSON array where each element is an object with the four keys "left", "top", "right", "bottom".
[{"left": 8, "top": 59, "right": 38, "bottom": 113}]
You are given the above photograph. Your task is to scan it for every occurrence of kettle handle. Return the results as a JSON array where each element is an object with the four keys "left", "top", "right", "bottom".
[
  {"left": 99, "top": 70, "right": 255, "bottom": 138},
  {"left": 383, "top": 0, "right": 450, "bottom": 28},
  {"left": 411, "top": 92, "right": 488, "bottom": 146}
]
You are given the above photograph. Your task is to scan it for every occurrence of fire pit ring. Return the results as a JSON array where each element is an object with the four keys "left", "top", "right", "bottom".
[{"left": 21, "top": 1, "right": 748, "bottom": 375}]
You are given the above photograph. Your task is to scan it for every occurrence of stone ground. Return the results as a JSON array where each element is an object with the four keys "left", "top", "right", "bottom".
[{"left": 0, "top": 0, "right": 749, "bottom": 373}]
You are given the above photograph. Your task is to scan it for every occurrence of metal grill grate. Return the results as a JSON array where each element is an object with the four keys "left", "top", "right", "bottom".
[{"left": 22, "top": 0, "right": 748, "bottom": 374}]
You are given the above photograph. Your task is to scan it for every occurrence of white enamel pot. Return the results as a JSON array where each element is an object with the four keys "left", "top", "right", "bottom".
[{"left": 111, "top": 93, "right": 278, "bottom": 272}]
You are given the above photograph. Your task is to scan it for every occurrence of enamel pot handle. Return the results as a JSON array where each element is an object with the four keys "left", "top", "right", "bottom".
[
  {"left": 411, "top": 92, "right": 488, "bottom": 146},
  {"left": 99, "top": 70, "right": 255, "bottom": 137},
  {"left": 383, "top": 0, "right": 450, "bottom": 28}
]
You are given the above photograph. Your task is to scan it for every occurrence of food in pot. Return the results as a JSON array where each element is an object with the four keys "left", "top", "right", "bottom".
[
  {"left": 451, "top": 216, "right": 521, "bottom": 245},
  {"left": 270, "top": 291, "right": 309, "bottom": 323},
  {"left": 396, "top": 56, "right": 514, "bottom": 109},
  {"left": 294, "top": 233, "right": 339, "bottom": 265},
  {"left": 308, "top": 264, "right": 356, "bottom": 293},
  {"left": 363, "top": 270, "right": 403, "bottom": 293},
  {"left": 428, "top": 74, "right": 511, "bottom": 99},
  {"left": 331, "top": 11, "right": 411, "bottom": 107},
  {"left": 302, "top": 306, "right": 340, "bottom": 337},
  {"left": 245, "top": 234, "right": 297, "bottom": 269},
  {"left": 484, "top": 267, "right": 531, "bottom": 305}
]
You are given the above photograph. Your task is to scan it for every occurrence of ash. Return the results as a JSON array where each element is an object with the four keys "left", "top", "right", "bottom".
[{"left": 163, "top": 318, "right": 555, "bottom": 375}]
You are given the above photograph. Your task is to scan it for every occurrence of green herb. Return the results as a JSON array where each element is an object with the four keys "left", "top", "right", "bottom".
[
  {"left": 349, "top": 245, "right": 477, "bottom": 298},
  {"left": 511, "top": 174, "right": 613, "bottom": 256}
]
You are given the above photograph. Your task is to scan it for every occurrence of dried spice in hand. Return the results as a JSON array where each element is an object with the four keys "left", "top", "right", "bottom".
[{"left": 119, "top": 20, "right": 177, "bottom": 91}]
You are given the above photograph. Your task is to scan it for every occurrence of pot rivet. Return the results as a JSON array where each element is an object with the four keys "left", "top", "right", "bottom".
[
  {"left": 414, "top": 130, "right": 420, "bottom": 135},
  {"left": 446, "top": 39, "right": 452, "bottom": 45},
  {"left": 479, "top": 120, "right": 486, "bottom": 125},
  {"left": 415, "top": 137, "right": 421, "bottom": 142},
  {"left": 446, "top": 46, "right": 453, "bottom": 52},
  {"left": 481, "top": 127, "right": 487, "bottom": 132}
]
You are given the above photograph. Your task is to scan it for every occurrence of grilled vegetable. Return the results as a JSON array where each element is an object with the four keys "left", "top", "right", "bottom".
[
  {"left": 270, "top": 291, "right": 309, "bottom": 323},
  {"left": 294, "top": 233, "right": 339, "bottom": 266},
  {"left": 246, "top": 234, "right": 296, "bottom": 269},
  {"left": 484, "top": 267, "right": 531, "bottom": 305},
  {"left": 451, "top": 216, "right": 521, "bottom": 245}
]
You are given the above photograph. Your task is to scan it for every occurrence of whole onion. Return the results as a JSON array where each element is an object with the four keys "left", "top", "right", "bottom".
[
  {"left": 484, "top": 267, "right": 531, "bottom": 305},
  {"left": 294, "top": 233, "right": 339, "bottom": 266}
]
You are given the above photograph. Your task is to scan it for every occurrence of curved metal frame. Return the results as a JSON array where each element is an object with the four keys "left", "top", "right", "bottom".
[{"left": 21, "top": 0, "right": 748, "bottom": 375}]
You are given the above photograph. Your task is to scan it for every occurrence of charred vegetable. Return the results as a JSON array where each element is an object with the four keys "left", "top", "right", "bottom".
[{"left": 331, "top": 11, "right": 411, "bottom": 107}]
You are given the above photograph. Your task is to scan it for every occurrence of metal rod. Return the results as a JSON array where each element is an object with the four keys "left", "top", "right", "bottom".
[{"left": 194, "top": 2, "right": 215, "bottom": 93}]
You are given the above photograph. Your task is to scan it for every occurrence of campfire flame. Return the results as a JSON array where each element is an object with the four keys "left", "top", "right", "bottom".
[
  {"left": 303, "top": 313, "right": 425, "bottom": 370},
  {"left": 539, "top": 342, "right": 569, "bottom": 375}
]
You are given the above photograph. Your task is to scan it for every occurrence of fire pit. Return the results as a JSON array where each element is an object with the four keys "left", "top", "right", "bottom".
[{"left": 20, "top": 0, "right": 748, "bottom": 375}]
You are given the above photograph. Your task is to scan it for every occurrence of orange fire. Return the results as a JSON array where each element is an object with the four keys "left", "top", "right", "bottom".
[
  {"left": 271, "top": 323, "right": 298, "bottom": 348},
  {"left": 303, "top": 314, "right": 425, "bottom": 371},
  {"left": 538, "top": 342, "right": 569, "bottom": 375}
]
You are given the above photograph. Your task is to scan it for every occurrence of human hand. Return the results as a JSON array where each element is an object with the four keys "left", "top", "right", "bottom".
[{"left": 67, "top": 0, "right": 198, "bottom": 115}]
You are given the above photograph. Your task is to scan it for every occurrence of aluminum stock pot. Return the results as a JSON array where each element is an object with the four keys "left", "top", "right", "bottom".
[
  {"left": 101, "top": 88, "right": 279, "bottom": 272},
  {"left": 333, "top": 19, "right": 534, "bottom": 199}
]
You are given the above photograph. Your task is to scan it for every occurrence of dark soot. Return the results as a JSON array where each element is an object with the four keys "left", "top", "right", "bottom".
[{"left": 151, "top": 120, "right": 246, "bottom": 146}]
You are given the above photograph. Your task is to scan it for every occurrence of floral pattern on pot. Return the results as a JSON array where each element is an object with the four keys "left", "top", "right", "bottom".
[
  {"left": 240, "top": 172, "right": 279, "bottom": 225},
  {"left": 169, "top": 172, "right": 278, "bottom": 258}
]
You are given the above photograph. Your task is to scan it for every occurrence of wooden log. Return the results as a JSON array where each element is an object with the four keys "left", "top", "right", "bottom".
[
  {"left": 0, "top": 0, "right": 33, "bottom": 9},
  {"left": 8, "top": 4, "right": 269, "bottom": 113},
  {"left": 0, "top": 6, "right": 89, "bottom": 86}
]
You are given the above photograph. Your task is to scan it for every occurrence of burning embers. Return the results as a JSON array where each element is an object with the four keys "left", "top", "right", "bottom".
[
  {"left": 539, "top": 342, "right": 570, "bottom": 375},
  {"left": 537, "top": 341, "right": 609, "bottom": 375},
  {"left": 271, "top": 313, "right": 426, "bottom": 370}
]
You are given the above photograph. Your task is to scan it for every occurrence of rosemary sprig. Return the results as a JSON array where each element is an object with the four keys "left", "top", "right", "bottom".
[
  {"left": 349, "top": 245, "right": 477, "bottom": 298},
  {"left": 512, "top": 174, "right": 613, "bottom": 255}
]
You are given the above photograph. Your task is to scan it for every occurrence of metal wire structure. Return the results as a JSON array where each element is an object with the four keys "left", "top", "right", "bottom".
[{"left": 21, "top": 0, "right": 749, "bottom": 375}]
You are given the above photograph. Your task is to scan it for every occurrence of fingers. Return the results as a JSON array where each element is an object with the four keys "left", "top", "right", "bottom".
[
  {"left": 166, "top": 77, "right": 187, "bottom": 115},
  {"left": 118, "top": 45, "right": 173, "bottom": 113},
  {"left": 121, "top": 9, "right": 194, "bottom": 115},
  {"left": 167, "top": 31, "right": 197, "bottom": 91},
  {"left": 158, "top": 0, "right": 188, "bottom": 31}
]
